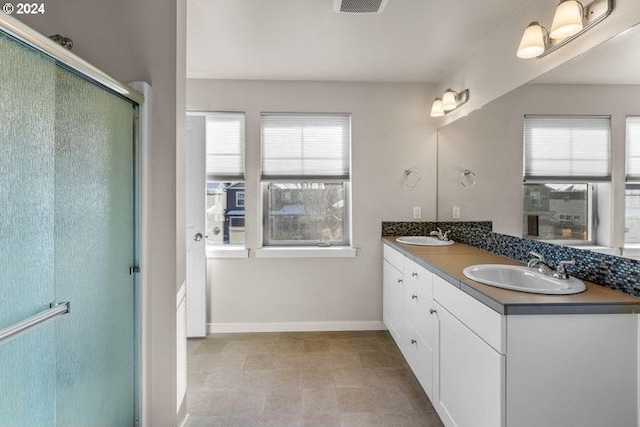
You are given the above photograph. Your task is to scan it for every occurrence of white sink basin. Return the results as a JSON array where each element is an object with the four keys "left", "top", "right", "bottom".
[
  {"left": 396, "top": 236, "right": 454, "bottom": 246},
  {"left": 462, "top": 264, "right": 586, "bottom": 295}
]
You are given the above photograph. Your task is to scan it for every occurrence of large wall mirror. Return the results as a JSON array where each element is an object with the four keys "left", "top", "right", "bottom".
[{"left": 436, "top": 22, "right": 640, "bottom": 259}]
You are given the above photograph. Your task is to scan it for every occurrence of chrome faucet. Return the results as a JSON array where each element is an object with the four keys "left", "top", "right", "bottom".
[
  {"left": 527, "top": 251, "right": 553, "bottom": 275},
  {"left": 528, "top": 251, "right": 575, "bottom": 279},
  {"left": 553, "top": 260, "right": 576, "bottom": 280},
  {"left": 430, "top": 228, "right": 451, "bottom": 241}
]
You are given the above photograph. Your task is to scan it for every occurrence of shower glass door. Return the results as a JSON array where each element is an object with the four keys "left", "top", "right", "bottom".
[
  {"left": 52, "top": 66, "right": 136, "bottom": 426},
  {"left": 0, "top": 30, "right": 58, "bottom": 427},
  {"left": 0, "top": 29, "right": 137, "bottom": 427}
]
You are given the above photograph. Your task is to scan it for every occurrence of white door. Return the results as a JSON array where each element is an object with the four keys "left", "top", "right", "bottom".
[{"left": 186, "top": 115, "right": 207, "bottom": 337}]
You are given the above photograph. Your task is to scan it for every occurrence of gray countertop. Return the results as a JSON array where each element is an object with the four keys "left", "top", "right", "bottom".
[{"left": 383, "top": 236, "right": 640, "bottom": 315}]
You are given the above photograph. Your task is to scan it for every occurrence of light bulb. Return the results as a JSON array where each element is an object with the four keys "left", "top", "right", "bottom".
[
  {"left": 442, "top": 89, "right": 457, "bottom": 112},
  {"left": 550, "top": 0, "right": 583, "bottom": 40},
  {"left": 517, "top": 22, "right": 546, "bottom": 59},
  {"left": 430, "top": 98, "right": 444, "bottom": 117}
]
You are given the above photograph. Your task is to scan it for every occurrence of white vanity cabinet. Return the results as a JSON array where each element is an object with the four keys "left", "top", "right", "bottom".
[
  {"left": 382, "top": 242, "right": 639, "bottom": 427},
  {"left": 383, "top": 245, "right": 436, "bottom": 398},
  {"left": 382, "top": 245, "right": 405, "bottom": 343},
  {"left": 433, "top": 275, "right": 505, "bottom": 427},
  {"left": 402, "top": 258, "right": 435, "bottom": 398},
  {"left": 384, "top": 245, "right": 504, "bottom": 426}
]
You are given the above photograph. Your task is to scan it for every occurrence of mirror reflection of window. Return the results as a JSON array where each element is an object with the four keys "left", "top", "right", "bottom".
[
  {"left": 624, "top": 186, "right": 640, "bottom": 243},
  {"left": 625, "top": 117, "right": 640, "bottom": 245},
  {"left": 523, "top": 183, "right": 592, "bottom": 241},
  {"left": 523, "top": 115, "right": 611, "bottom": 244}
]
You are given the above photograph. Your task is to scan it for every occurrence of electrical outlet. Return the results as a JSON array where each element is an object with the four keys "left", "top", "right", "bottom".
[
  {"left": 452, "top": 206, "right": 460, "bottom": 219},
  {"left": 413, "top": 206, "right": 422, "bottom": 220}
]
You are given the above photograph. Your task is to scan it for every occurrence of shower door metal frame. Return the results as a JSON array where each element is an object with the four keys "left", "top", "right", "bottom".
[{"left": 0, "top": 14, "right": 143, "bottom": 105}]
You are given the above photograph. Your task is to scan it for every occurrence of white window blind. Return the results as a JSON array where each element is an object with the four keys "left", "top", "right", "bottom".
[
  {"left": 523, "top": 115, "right": 611, "bottom": 181},
  {"left": 261, "top": 113, "right": 351, "bottom": 180},
  {"left": 205, "top": 112, "right": 245, "bottom": 180},
  {"left": 626, "top": 116, "right": 640, "bottom": 181}
]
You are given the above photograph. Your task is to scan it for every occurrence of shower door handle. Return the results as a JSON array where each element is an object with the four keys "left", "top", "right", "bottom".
[
  {"left": 0, "top": 301, "right": 70, "bottom": 346},
  {"left": 193, "top": 233, "right": 203, "bottom": 242}
]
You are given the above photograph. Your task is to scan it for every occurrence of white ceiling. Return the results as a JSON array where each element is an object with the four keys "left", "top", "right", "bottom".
[
  {"left": 186, "top": 0, "right": 532, "bottom": 82},
  {"left": 533, "top": 23, "right": 640, "bottom": 85}
]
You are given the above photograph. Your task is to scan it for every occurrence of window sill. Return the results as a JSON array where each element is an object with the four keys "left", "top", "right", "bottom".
[
  {"left": 206, "top": 246, "right": 249, "bottom": 259},
  {"left": 254, "top": 246, "right": 357, "bottom": 258},
  {"left": 623, "top": 245, "right": 640, "bottom": 257}
]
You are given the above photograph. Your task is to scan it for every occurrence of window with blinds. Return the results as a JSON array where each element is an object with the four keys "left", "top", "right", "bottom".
[
  {"left": 187, "top": 111, "right": 246, "bottom": 247},
  {"left": 626, "top": 116, "right": 640, "bottom": 181},
  {"left": 523, "top": 115, "right": 611, "bottom": 181},
  {"left": 205, "top": 112, "right": 245, "bottom": 180},
  {"left": 261, "top": 113, "right": 350, "bottom": 180},
  {"left": 260, "top": 113, "right": 351, "bottom": 246}
]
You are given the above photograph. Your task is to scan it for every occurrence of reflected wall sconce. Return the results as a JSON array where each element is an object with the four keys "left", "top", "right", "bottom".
[
  {"left": 516, "top": 0, "right": 613, "bottom": 59},
  {"left": 404, "top": 169, "right": 421, "bottom": 188},
  {"left": 430, "top": 88, "right": 470, "bottom": 117},
  {"left": 460, "top": 169, "right": 477, "bottom": 188}
]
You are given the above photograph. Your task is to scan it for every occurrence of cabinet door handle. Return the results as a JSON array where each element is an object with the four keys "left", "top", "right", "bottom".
[
  {"left": 412, "top": 272, "right": 418, "bottom": 277},
  {"left": 429, "top": 308, "right": 437, "bottom": 314},
  {"left": 410, "top": 339, "right": 417, "bottom": 344},
  {"left": 411, "top": 294, "right": 418, "bottom": 300},
  {"left": 397, "top": 279, "right": 403, "bottom": 284}
]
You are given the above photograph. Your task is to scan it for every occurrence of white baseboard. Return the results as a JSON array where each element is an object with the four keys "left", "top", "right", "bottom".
[{"left": 207, "top": 321, "right": 386, "bottom": 334}]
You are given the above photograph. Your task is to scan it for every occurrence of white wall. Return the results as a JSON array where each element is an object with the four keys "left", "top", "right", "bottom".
[
  {"left": 437, "top": 84, "right": 640, "bottom": 248},
  {"left": 17, "top": 2, "right": 185, "bottom": 425},
  {"left": 187, "top": 79, "right": 437, "bottom": 329}
]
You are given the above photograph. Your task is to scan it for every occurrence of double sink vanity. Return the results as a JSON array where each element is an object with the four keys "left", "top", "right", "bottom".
[{"left": 382, "top": 235, "right": 640, "bottom": 427}]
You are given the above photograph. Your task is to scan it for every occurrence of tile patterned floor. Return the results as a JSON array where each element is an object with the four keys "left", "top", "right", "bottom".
[{"left": 186, "top": 331, "right": 445, "bottom": 427}]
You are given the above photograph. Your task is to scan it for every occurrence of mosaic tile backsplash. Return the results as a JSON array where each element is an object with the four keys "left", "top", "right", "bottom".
[
  {"left": 381, "top": 221, "right": 492, "bottom": 237},
  {"left": 382, "top": 221, "right": 640, "bottom": 298}
]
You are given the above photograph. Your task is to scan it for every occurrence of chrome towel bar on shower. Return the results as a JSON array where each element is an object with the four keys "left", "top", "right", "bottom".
[{"left": 0, "top": 301, "right": 70, "bottom": 346}]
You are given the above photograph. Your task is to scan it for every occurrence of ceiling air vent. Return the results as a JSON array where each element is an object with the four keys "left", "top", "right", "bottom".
[{"left": 333, "top": 0, "right": 390, "bottom": 14}]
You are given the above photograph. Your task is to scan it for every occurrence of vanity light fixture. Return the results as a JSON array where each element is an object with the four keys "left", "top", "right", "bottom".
[
  {"left": 516, "top": 0, "right": 613, "bottom": 59},
  {"left": 549, "top": 0, "right": 584, "bottom": 40},
  {"left": 516, "top": 22, "right": 547, "bottom": 59},
  {"left": 430, "top": 98, "right": 445, "bottom": 117},
  {"left": 442, "top": 89, "right": 458, "bottom": 111},
  {"left": 429, "top": 89, "right": 469, "bottom": 117}
]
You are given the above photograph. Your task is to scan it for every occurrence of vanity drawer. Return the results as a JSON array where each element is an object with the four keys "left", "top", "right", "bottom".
[
  {"left": 383, "top": 244, "right": 405, "bottom": 272},
  {"left": 404, "top": 279, "right": 434, "bottom": 347},
  {"left": 405, "top": 259, "right": 433, "bottom": 297},
  {"left": 433, "top": 275, "right": 504, "bottom": 353}
]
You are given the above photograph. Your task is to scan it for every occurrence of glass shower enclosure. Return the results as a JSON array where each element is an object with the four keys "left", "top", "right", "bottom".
[{"left": 0, "top": 15, "right": 141, "bottom": 427}]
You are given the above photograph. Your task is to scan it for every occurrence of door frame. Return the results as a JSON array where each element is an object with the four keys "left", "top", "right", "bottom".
[{"left": 130, "top": 81, "right": 150, "bottom": 427}]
